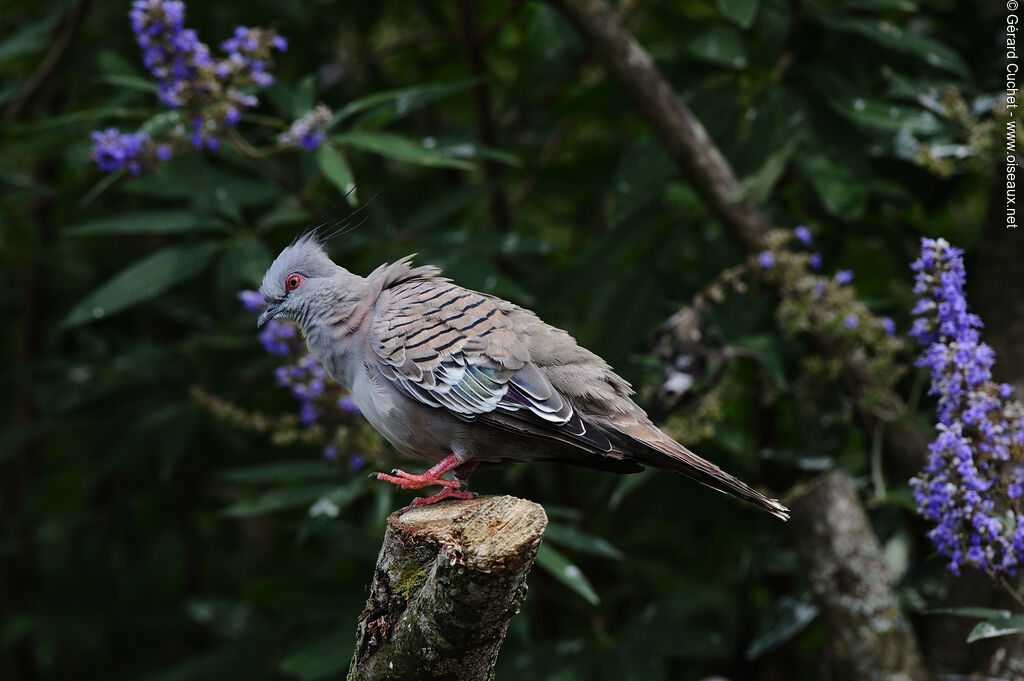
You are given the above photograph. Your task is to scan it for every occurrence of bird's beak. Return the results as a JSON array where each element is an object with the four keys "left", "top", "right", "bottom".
[{"left": 257, "top": 303, "right": 281, "bottom": 330}]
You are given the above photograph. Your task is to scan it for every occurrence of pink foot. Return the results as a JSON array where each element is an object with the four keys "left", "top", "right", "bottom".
[
  {"left": 373, "top": 453, "right": 464, "bottom": 491},
  {"left": 410, "top": 488, "right": 476, "bottom": 506},
  {"left": 376, "top": 470, "right": 459, "bottom": 490}
]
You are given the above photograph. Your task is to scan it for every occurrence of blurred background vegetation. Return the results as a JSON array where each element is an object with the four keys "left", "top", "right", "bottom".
[{"left": 2, "top": 0, "right": 1019, "bottom": 679}]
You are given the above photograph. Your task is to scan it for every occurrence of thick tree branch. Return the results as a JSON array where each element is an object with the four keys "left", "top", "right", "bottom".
[
  {"left": 549, "top": 0, "right": 772, "bottom": 251},
  {"left": 789, "top": 471, "right": 928, "bottom": 681},
  {"left": 550, "top": 0, "right": 929, "bottom": 477},
  {"left": 348, "top": 495, "right": 547, "bottom": 681}
]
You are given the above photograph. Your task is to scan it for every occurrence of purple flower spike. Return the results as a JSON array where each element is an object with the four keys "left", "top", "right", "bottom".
[
  {"left": 882, "top": 317, "right": 895, "bottom": 337},
  {"left": 237, "top": 289, "right": 265, "bottom": 312},
  {"left": 834, "top": 270, "right": 854, "bottom": 285},
  {"left": 95, "top": 1, "right": 289, "bottom": 174},
  {"left": 90, "top": 128, "right": 150, "bottom": 172},
  {"left": 844, "top": 313, "right": 859, "bottom": 329},
  {"left": 908, "top": 237, "right": 1024, "bottom": 578},
  {"left": 280, "top": 104, "right": 333, "bottom": 151},
  {"left": 809, "top": 253, "right": 822, "bottom": 270},
  {"left": 794, "top": 225, "right": 811, "bottom": 245},
  {"left": 757, "top": 250, "right": 774, "bottom": 269},
  {"left": 338, "top": 395, "right": 360, "bottom": 415},
  {"left": 259, "top": 320, "right": 298, "bottom": 356}
]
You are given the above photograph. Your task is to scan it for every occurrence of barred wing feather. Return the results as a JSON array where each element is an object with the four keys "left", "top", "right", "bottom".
[{"left": 370, "top": 280, "right": 608, "bottom": 450}]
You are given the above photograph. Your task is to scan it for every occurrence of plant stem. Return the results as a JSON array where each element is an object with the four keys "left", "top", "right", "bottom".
[{"left": 1001, "top": 578, "right": 1024, "bottom": 611}]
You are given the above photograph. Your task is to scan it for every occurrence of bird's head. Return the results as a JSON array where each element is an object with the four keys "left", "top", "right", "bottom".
[{"left": 257, "top": 234, "right": 349, "bottom": 329}]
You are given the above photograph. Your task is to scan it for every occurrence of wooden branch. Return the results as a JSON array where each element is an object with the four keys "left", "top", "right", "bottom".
[
  {"left": 347, "top": 495, "right": 547, "bottom": 681},
  {"left": 789, "top": 471, "right": 928, "bottom": 681},
  {"left": 549, "top": 0, "right": 772, "bottom": 252},
  {"left": 549, "top": 0, "right": 930, "bottom": 477}
]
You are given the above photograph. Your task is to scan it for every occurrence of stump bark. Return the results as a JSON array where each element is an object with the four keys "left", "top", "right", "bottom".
[{"left": 347, "top": 495, "right": 547, "bottom": 681}]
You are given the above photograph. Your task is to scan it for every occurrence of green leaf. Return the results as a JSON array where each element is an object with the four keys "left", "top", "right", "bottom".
[
  {"left": 927, "top": 607, "right": 1015, "bottom": 619},
  {"left": 294, "top": 74, "right": 315, "bottom": 117},
  {"left": 334, "top": 132, "right": 475, "bottom": 170},
  {"left": 314, "top": 145, "right": 358, "bottom": 204},
  {"left": 140, "top": 651, "right": 242, "bottom": 681},
  {"left": 220, "top": 236, "right": 272, "bottom": 287},
  {"left": 93, "top": 74, "right": 158, "bottom": 93},
  {"left": 256, "top": 200, "right": 310, "bottom": 232},
  {"left": 733, "top": 335, "right": 787, "bottom": 387},
  {"left": 278, "top": 628, "right": 352, "bottom": 681},
  {"left": 818, "top": 16, "right": 968, "bottom": 77},
  {"left": 745, "top": 592, "right": 819, "bottom": 659},
  {"left": 219, "top": 461, "right": 340, "bottom": 484},
  {"left": 545, "top": 522, "right": 624, "bottom": 560},
  {"left": 332, "top": 79, "right": 480, "bottom": 129},
  {"left": 828, "top": 97, "right": 941, "bottom": 135},
  {"left": 796, "top": 153, "right": 868, "bottom": 218},
  {"left": 684, "top": 23, "right": 748, "bottom": 69},
  {"left": 609, "top": 469, "right": 657, "bottom": 509},
  {"left": 9, "top": 108, "right": 149, "bottom": 134},
  {"left": 63, "top": 211, "right": 224, "bottom": 236},
  {"left": 122, "top": 155, "right": 278, "bottom": 208},
  {"left": 612, "top": 134, "right": 675, "bottom": 226},
  {"left": 717, "top": 0, "right": 760, "bottom": 29},
  {"left": 728, "top": 133, "right": 802, "bottom": 203},
  {"left": 0, "top": 10, "right": 60, "bottom": 64},
  {"left": 403, "top": 182, "right": 493, "bottom": 233},
  {"left": 967, "top": 614, "right": 1024, "bottom": 643},
  {"left": 79, "top": 168, "right": 127, "bottom": 208},
  {"left": 220, "top": 484, "right": 340, "bottom": 518},
  {"left": 535, "top": 544, "right": 600, "bottom": 606},
  {"left": 64, "top": 242, "right": 222, "bottom": 327}
]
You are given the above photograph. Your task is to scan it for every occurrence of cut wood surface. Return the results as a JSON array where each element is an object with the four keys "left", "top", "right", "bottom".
[{"left": 347, "top": 495, "right": 547, "bottom": 681}]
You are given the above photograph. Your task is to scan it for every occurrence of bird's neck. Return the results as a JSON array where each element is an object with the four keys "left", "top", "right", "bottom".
[{"left": 298, "top": 276, "right": 372, "bottom": 388}]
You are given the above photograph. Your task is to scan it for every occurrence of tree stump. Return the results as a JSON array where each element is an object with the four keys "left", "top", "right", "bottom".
[{"left": 347, "top": 495, "right": 547, "bottom": 681}]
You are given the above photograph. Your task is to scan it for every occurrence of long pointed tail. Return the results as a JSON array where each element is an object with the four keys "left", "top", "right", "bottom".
[{"left": 625, "top": 426, "right": 790, "bottom": 521}]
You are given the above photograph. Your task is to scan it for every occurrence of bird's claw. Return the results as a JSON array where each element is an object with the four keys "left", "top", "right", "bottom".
[{"left": 375, "top": 469, "right": 460, "bottom": 490}]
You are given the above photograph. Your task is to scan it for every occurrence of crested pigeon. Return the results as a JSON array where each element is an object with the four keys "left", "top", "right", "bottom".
[{"left": 257, "top": 233, "right": 789, "bottom": 520}]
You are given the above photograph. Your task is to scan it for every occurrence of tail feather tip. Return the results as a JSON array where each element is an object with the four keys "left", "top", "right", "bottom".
[{"left": 765, "top": 498, "right": 790, "bottom": 522}]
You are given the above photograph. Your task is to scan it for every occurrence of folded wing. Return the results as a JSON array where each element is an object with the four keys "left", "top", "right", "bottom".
[{"left": 370, "top": 279, "right": 611, "bottom": 453}]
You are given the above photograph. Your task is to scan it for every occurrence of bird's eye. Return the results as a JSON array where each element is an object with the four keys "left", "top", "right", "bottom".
[{"left": 285, "top": 272, "right": 306, "bottom": 291}]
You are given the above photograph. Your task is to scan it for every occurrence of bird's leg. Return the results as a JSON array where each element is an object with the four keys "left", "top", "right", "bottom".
[
  {"left": 407, "top": 460, "right": 480, "bottom": 506},
  {"left": 453, "top": 460, "right": 479, "bottom": 481},
  {"left": 375, "top": 453, "right": 463, "bottom": 490}
]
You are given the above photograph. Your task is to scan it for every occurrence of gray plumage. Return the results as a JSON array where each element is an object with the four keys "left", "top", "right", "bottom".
[{"left": 258, "top": 234, "right": 789, "bottom": 520}]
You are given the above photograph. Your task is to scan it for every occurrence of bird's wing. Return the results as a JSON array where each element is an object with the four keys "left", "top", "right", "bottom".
[{"left": 370, "top": 279, "right": 612, "bottom": 452}]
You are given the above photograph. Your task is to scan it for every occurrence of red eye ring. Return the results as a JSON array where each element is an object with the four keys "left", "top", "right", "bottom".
[{"left": 285, "top": 272, "right": 306, "bottom": 291}]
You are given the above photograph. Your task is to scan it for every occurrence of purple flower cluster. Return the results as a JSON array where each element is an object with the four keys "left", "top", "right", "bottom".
[
  {"left": 908, "top": 238, "right": 1024, "bottom": 577},
  {"left": 90, "top": 129, "right": 172, "bottom": 175},
  {"left": 92, "top": 0, "right": 287, "bottom": 170},
  {"left": 260, "top": 321, "right": 298, "bottom": 356},
  {"left": 220, "top": 26, "right": 287, "bottom": 89},
  {"left": 238, "top": 290, "right": 362, "bottom": 430},
  {"left": 130, "top": 0, "right": 213, "bottom": 109},
  {"left": 275, "top": 354, "right": 328, "bottom": 425},
  {"left": 279, "top": 104, "right": 333, "bottom": 150}
]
